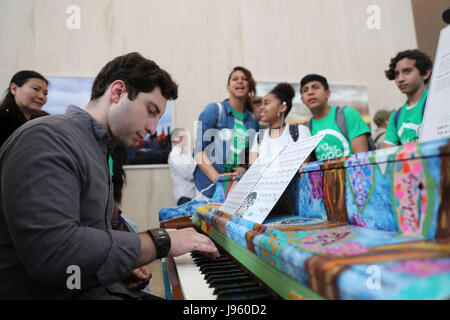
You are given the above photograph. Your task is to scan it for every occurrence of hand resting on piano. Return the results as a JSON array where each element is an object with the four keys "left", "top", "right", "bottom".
[
  {"left": 168, "top": 227, "right": 220, "bottom": 259},
  {"left": 136, "top": 227, "right": 220, "bottom": 267}
]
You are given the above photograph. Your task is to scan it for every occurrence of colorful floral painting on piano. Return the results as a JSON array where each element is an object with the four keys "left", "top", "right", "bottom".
[{"left": 188, "top": 138, "right": 450, "bottom": 300}]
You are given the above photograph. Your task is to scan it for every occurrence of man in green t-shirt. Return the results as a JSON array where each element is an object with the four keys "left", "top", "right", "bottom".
[
  {"left": 300, "top": 74, "right": 370, "bottom": 160},
  {"left": 383, "top": 49, "right": 432, "bottom": 147}
]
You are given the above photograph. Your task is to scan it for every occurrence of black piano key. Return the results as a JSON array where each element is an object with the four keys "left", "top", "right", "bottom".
[
  {"left": 201, "top": 264, "right": 240, "bottom": 274},
  {"left": 191, "top": 251, "right": 203, "bottom": 258},
  {"left": 208, "top": 274, "right": 252, "bottom": 287},
  {"left": 206, "top": 272, "right": 248, "bottom": 284},
  {"left": 205, "top": 268, "right": 245, "bottom": 280},
  {"left": 218, "top": 291, "right": 273, "bottom": 300},
  {"left": 194, "top": 256, "right": 231, "bottom": 265},
  {"left": 216, "top": 286, "right": 265, "bottom": 298},
  {"left": 189, "top": 250, "right": 274, "bottom": 300},
  {"left": 200, "top": 262, "right": 236, "bottom": 272},
  {"left": 213, "top": 282, "right": 260, "bottom": 295},
  {"left": 196, "top": 259, "right": 234, "bottom": 267},
  {"left": 191, "top": 251, "right": 227, "bottom": 259}
]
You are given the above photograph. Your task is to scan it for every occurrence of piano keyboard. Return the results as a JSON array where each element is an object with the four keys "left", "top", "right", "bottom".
[{"left": 172, "top": 251, "right": 274, "bottom": 300}]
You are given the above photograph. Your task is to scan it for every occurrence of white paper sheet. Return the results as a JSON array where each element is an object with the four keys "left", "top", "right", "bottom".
[
  {"left": 420, "top": 25, "right": 450, "bottom": 142},
  {"left": 219, "top": 133, "right": 325, "bottom": 224}
]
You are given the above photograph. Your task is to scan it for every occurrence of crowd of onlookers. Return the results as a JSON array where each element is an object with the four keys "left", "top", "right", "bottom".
[{"left": 169, "top": 49, "right": 432, "bottom": 203}]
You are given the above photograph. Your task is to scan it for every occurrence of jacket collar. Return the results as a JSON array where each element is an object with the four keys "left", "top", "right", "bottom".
[
  {"left": 65, "top": 105, "right": 110, "bottom": 145},
  {"left": 222, "top": 99, "right": 252, "bottom": 122}
]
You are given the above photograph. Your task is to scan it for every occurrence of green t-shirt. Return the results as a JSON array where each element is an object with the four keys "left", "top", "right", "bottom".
[
  {"left": 385, "top": 89, "right": 428, "bottom": 146},
  {"left": 224, "top": 109, "right": 249, "bottom": 172},
  {"left": 311, "top": 106, "right": 371, "bottom": 160}
]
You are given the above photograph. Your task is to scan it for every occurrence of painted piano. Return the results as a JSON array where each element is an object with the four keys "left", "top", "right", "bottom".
[{"left": 159, "top": 138, "right": 450, "bottom": 300}]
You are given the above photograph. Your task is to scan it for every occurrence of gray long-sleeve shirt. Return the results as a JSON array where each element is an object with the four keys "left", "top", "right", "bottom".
[{"left": 0, "top": 105, "right": 141, "bottom": 299}]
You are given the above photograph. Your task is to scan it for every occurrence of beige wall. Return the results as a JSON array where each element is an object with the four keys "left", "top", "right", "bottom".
[
  {"left": 0, "top": 0, "right": 419, "bottom": 229},
  {"left": 122, "top": 166, "right": 173, "bottom": 231},
  {"left": 411, "top": 0, "right": 448, "bottom": 62}
]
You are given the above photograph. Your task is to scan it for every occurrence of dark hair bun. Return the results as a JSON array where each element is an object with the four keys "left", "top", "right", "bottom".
[{"left": 271, "top": 82, "right": 295, "bottom": 103}]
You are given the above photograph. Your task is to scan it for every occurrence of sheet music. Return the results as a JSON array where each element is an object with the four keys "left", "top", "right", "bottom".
[
  {"left": 421, "top": 25, "right": 450, "bottom": 142},
  {"left": 219, "top": 133, "right": 325, "bottom": 224}
]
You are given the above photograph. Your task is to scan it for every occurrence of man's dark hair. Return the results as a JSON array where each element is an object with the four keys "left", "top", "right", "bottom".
[
  {"left": 90, "top": 52, "right": 178, "bottom": 101},
  {"left": 109, "top": 144, "right": 128, "bottom": 204},
  {"left": 385, "top": 49, "right": 433, "bottom": 84},
  {"left": 270, "top": 83, "right": 296, "bottom": 117},
  {"left": 300, "top": 74, "right": 329, "bottom": 91}
]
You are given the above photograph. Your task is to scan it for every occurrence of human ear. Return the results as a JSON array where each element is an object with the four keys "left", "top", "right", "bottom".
[
  {"left": 9, "top": 83, "right": 18, "bottom": 96},
  {"left": 423, "top": 68, "right": 432, "bottom": 82},
  {"left": 110, "top": 80, "right": 126, "bottom": 104}
]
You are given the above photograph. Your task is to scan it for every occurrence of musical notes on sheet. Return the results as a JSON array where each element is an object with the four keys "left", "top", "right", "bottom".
[{"left": 220, "top": 133, "right": 325, "bottom": 224}]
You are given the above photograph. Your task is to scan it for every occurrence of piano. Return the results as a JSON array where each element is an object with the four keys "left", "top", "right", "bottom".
[
  {"left": 160, "top": 138, "right": 450, "bottom": 300},
  {"left": 161, "top": 217, "right": 277, "bottom": 300}
]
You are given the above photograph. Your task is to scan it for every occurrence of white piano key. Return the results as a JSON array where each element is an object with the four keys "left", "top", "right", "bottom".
[{"left": 173, "top": 253, "right": 216, "bottom": 300}]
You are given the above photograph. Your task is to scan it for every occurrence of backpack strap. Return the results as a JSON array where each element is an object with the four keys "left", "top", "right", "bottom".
[
  {"left": 373, "top": 131, "right": 386, "bottom": 144},
  {"left": 337, "top": 106, "right": 377, "bottom": 150},
  {"left": 305, "top": 118, "right": 312, "bottom": 131},
  {"left": 257, "top": 128, "right": 267, "bottom": 145},
  {"left": 394, "top": 95, "right": 428, "bottom": 131},
  {"left": 335, "top": 106, "right": 349, "bottom": 141},
  {"left": 289, "top": 124, "right": 299, "bottom": 142},
  {"left": 394, "top": 108, "right": 402, "bottom": 130},
  {"left": 258, "top": 125, "right": 300, "bottom": 145},
  {"left": 422, "top": 96, "right": 427, "bottom": 117},
  {"left": 305, "top": 107, "right": 349, "bottom": 140},
  {"left": 215, "top": 102, "right": 223, "bottom": 129}
]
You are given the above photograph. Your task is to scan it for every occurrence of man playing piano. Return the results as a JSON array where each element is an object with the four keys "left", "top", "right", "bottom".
[{"left": 0, "top": 52, "right": 219, "bottom": 300}]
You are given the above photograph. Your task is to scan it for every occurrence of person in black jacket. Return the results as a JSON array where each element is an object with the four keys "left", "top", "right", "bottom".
[{"left": 0, "top": 70, "right": 48, "bottom": 147}]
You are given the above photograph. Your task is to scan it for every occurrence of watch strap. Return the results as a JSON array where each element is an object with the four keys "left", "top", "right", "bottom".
[{"left": 146, "top": 228, "right": 171, "bottom": 259}]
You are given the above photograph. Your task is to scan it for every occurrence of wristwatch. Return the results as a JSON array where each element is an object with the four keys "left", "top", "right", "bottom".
[{"left": 146, "top": 228, "right": 171, "bottom": 259}]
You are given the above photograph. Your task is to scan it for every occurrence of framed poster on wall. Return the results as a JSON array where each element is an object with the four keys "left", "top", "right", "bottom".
[{"left": 43, "top": 76, "right": 173, "bottom": 166}]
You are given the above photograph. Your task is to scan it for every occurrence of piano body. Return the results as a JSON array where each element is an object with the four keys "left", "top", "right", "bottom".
[{"left": 160, "top": 138, "right": 450, "bottom": 300}]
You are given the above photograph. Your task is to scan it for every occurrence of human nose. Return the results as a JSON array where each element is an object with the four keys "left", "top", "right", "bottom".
[
  {"left": 146, "top": 119, "right": 158, "bottom": 135},
  {"left": 397, "top": 73, "right": 405, "bottom": 83},
  {"left": 37, "top": 91, "right": 46, "bottom": 102}
]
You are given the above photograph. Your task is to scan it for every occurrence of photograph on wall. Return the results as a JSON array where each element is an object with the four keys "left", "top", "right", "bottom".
[
  {"left": 255, "top": 81, "right": 370, "bottom": 125},
  {"left": 126, "top": 100, "right": 173, "bottom": 166},
  {"left": 43, "top": 76, "right": 173, "bottom": 166}
]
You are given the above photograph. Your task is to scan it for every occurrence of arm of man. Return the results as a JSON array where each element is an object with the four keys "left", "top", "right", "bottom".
[
  {"left": 135, "top": 227, "right": 219, "bottom": 267},
  {"left": 383, "top": 111, "right": 399, "bottom": 148},
  {"left": 345, "top": 107, "right": 370, "bottom": 154},
  {"left": 1, "top": 124, "right": 141, "bottom": 288},
  {"left": 351, "top": 134, "right": 369, "bottom": 154},
  {"left": 2, "top": 123, "right": 219, "bottom": 292}
]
